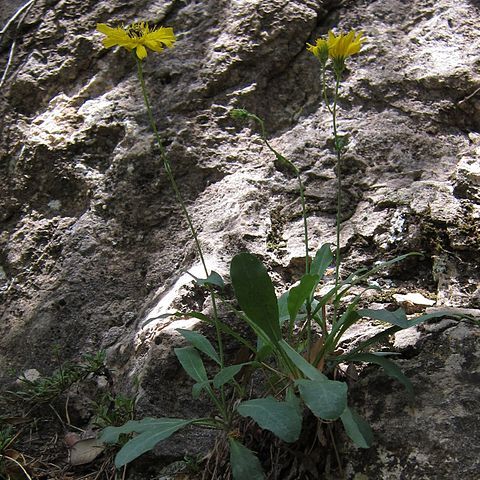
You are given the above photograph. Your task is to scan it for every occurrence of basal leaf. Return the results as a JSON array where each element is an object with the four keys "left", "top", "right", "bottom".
[
  {"left": 213, "top": 364, "right": 246, "bottom": 389},
  {"left": 340, "top": 407, "right": 373, "bottom": 448},
  {"left": 357, "top": 308, "right": 408, "bottom": 328},
  {"left": 347, "top": 352, "right": 413, "bottom": 396},
  {"left": 114, "top": 419, "right": 193, "bottom": 467},
  {"left": 340, "top": 326, "right": 401, "bottom": 360},
  {"left": 409, "top": 310, "right": 460, "bottom": 327},
  {"left": 285, "top": 388, "right": 303, "bottom": 415},
  {"left": 255, "top": 344, "right": 273, "bottom": 363},
  {"left": 192, "top": 381, "right": 210, "bottom": 399},
  {"left": 310, "top": 244, "right": 333, "bottom": 280},
  {"left": 237, "top": 396, "right": 302, "bottom": 443},
  {"left": 296, "top": 379, "right": 347, "bottom": 420},
  {"left": 288, "top": 274, "right": 319, "bottom": 323},
  {"left": 228, "top": 438, "right": 265, "bottom": 480},
  {"left": 353, "top": 252, "right": 422, "bottom": 284},
  {"left": 177, "top": 329, "right": 221, "bottom": 365},
  {"left": 101, "top": 417, "right": 182, "bottom": 444},
  {"left": 174, "top": 346, "right": 208, "bottom": 383},
  {"left": 279, "top": 340, "right": 327, "bottom": 382},
  {"left": 230, "top": 253, "right": 280, "bottom": 343},
  {"left": 181, "top": 310, "right": 256, "bottom": 352},
  {"left": 278, "top": 291, "right": 290, "bottom": 325}
]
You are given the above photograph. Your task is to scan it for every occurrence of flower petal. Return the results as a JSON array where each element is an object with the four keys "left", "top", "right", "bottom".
[
  {"left": 135, "top": 44, "right": 148, "bottom": 59},
  {"left": 144, "top": 39, "right": 164, "bottom": 52},
  {"left": 97, "top": 21, "right": 176, "bottom": 58},
  {"left": 97, "top": 23, "right": 130, "bottom": 46},
  {"left": 145, "top": 27, "right": 176, "bottom": 48}
]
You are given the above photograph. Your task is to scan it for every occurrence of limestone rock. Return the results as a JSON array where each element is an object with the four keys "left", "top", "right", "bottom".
[
  {"left": 345, "top": 321, "right": 480, "bottom": 479},
  {"left": 392, "top": 292, "right": 435, "bottom": 314},
  {"left": 0, "top": 0, "right": 479, "bottom": 477}
]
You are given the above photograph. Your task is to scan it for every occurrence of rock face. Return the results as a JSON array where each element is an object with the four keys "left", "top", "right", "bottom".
[
  {"left": 0, "top": 0, "right": 479, "bottom": 478},
  {"left": 344, "top": 320, "right": 480, "bottom": 479}
]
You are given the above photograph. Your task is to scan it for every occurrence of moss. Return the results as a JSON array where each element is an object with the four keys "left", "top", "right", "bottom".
[{"left": 266, "top": 207, "right": 287, "bottom": 253}]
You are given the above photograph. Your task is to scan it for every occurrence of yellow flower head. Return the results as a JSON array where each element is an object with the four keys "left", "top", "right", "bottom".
[
  {"left": 96, "top": 22, "right": 176, "bottom": 60},
  {"left": 307, "top": 38, "right": 329, "bottom": 65},
  {"left": 327, "top": 30, "right": 364, "bottom": 61}
]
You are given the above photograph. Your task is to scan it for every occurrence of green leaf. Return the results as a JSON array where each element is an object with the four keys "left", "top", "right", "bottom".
[
  {"left": 101, "top": 418, "right": 171, "bottom": 444},
  {"left": 335, "top": 134, "right": 349, "bottom": 151},
  {"left": 228, "top": 438, "right": 265, "bottom": 480},
  {"left": 353, "top": 252, "right": 422, "bottom": 284},
  {"left": 279, "top": 340, "right": 327, "bottom": 381},
  {"left": 311, "top": 285, "right": 338, "bottom": 317},
  {"left": 346, "top": 353, "right": 413, "bottom": 396},
  {"left": 330, "top": 306, "right": 361, "bottom": 339},
  {"left": 409, "top": 310, "right": 460, "bottom": 327},
  {"left": 237, "top": 396, "right": 303, "bottom": 443},
  {"left": 114, "top": 419, "right": 194, "bottom": 467},
  {"left": 230, "top": 108, "right": 251, "bottom": 120},
  {"left": 255, "top": 344, "right": 273, "bottom": 363},
  {"left": 140, "top": 312, "right": 177, "bottom": 328},
  {"left": 180, "top": 310, "right": 256, "bottom": 353},
  {"left": 176, "top": 329, "right": 221, "bottom": 365},
  {"left": 195, "top": 271, "right": 225, "bottom": 289},
  {"left": 174, "top": 347, "right": 208, "bottom": 383},
  {"left": 341, "top": 326, "right": 401, "bottom": 359},
  {"left": 278, "top": 291, "right": 290, "bottom": 325},
  {"left": 310, "top": 244, "right": 333, "bottom": 280},
  {"left": 357, "top": 308, "right": 408, "bottom": 328},
  {"left": 192, "top": 381, "right": 210, "bottom": 399},
  {"left": 285, "top": 388, "right": 302, "bottom": 413},
  {"left": 230, "top": 253, "right": 281, "bottom": 343},
  {"left": 296, "top": 379, "right": 348, "bottom": 420},
  {"left": 213, "top": 364, "right": 247, "bottom": 389},
  {"left": 274, "top": 151, "right": 293, "bottom": 169},
  {"left": 340, "top": 407, "right": 373, "bottom": 448},
  {"left": 101, "top": 417, "right": 192, "bottom": 445},
  {"left": 288, "top": 274, "right": 319, "bottom": 323},
  {"left": 293, "top": 245, "right": 333, "bottom": 322}
]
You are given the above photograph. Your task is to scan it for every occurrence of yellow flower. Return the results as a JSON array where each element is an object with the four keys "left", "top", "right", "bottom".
[
  {"left": 96, "top": 22, "right": 176, "bottom": 59},
  {"left": 307, "top": 38, "right": 329, "bottom": 65},
  {"left": 327, "top": 30, "right": 364, "bottom": 61}
]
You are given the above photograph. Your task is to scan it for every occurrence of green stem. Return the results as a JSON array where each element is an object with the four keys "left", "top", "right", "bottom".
[
  {"left": 135, "top": 57, "right": 207, "bottom": 273},
  {"left": 253, "top": 114, "right": 312, "bottom": 349},
  {"left": 135, "top": 56, "right": 224, "bottom": 367},
  {"left": 298, "top": 172, "right": 309, "bottom": 274},
  {"left": 205, "top": 384, "right": 228, "bottom": 421},
  {"left": 321, "top": 64, "right": 333, "bottom": 115},
  {"left": 253, "top": 114, "right": 310, "bottom": 273},
  {"left": 332, "top": 74, "right": 342, "bottom": 314}
]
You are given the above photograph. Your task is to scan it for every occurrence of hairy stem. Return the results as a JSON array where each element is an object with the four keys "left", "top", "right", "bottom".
[
  {"left": 321, "top": 64, "right": 333, "bottom": 115},
  {"left": 253, "top": 114, "right": 310, "bottom": 274},
  {"left": 135, "top": 56, "right": 224, "bottom": 367},
  {"left": 332, "top": 74, "right": 342, "bottom": 317},
  {"left": 251, "top": 113, "right": 314, "bottom": 348}
]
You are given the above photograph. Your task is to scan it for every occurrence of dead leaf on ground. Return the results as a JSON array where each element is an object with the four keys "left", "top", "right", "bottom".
[{"left": 69, "top": 437, "right": 105, "bottom": 466}]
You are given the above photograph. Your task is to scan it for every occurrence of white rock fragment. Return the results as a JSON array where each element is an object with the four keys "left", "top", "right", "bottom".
[
  {"left": 17, "top": 368, "right": 41, "bottom": 384},
  {"left": 393, "top": 293, "right": 435, "bottom": 314},
  {"left": 394, "top": 328, "right": 422, "bottom": 350}
]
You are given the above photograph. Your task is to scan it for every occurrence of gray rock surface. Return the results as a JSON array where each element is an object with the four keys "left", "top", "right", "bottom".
[
  {"left": 1, "top": 0, "right": 479, "bottom": 478},
  {"left": 344, "top": 321, "right": 480, "bottom": 480}
]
